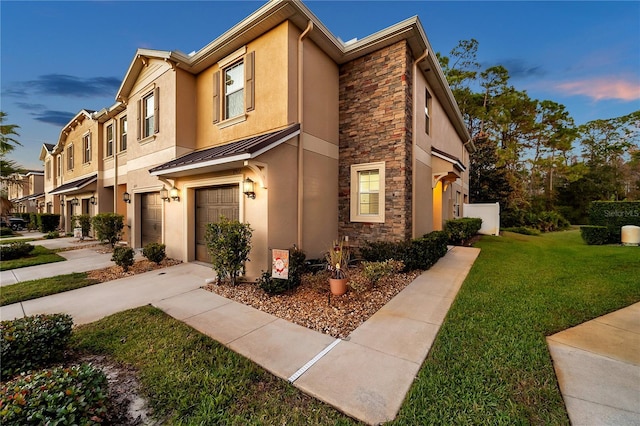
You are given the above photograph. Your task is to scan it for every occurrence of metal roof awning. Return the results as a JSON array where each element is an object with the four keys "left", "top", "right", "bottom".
[
  {"left": 149, "top": 123, "right": 300, "bottom": 178},
  {"left": 49, "top": 174, "right": 98, "bottom": 195}
]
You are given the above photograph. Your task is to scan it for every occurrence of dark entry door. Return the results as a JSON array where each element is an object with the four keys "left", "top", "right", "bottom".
[
  {"left": 195, "top": 185, "right": 239, "bottom": 262},
  {"left": 141, "top": 192, "right": 162, "bottom": 247}
]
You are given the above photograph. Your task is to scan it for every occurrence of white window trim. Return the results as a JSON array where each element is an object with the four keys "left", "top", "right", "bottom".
[
  {"left": 82, "top": 133, "right": 91, "bottom": 164},
  {"left": 106, "top": 124, "right": 114, "bottom": 158},
  {"left": 350, "top": 161, "right": 385, "bottom": 223},
  {"left": 143, "top": 91, "right": 154, "bottom": 139}
]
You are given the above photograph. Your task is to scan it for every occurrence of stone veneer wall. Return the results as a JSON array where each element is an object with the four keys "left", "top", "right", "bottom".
[{"left": 338, "top": 40, "right": 413, "bottom": 248}]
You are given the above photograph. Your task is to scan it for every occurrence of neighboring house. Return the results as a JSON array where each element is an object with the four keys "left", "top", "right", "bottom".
[
  {"left": 40, "top": 0, "right": 473, "bottom": 279},
  {"left": 5, "top": 171, "right": 45, "bottom": 214},
  {"left": 47, "top": 110, "right": 102, "bottom": 233}
]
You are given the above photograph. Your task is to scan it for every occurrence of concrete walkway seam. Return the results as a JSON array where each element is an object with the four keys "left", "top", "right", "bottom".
[{"left": 288, "top": 338, "right": 342, "bottom": 383}]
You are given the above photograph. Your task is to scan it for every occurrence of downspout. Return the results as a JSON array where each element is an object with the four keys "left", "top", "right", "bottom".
[
  {"left": 412, "top": 49, "right": 428, "bottom": 238},
  {"left": 297, "top": 20, "right": 313, "bottom": 249}
]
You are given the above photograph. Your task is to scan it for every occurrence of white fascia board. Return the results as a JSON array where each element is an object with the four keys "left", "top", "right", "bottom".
[{"left": 432, "top": 151, "right": 466, "bottom": 171}]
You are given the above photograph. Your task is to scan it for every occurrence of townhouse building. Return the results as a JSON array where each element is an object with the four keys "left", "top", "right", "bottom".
[
  {"left": 42, "top": 0, "right": 473, "bottom": 279},
  {"left": 5, "top": 170, "right": 45, "bottom": 214}
]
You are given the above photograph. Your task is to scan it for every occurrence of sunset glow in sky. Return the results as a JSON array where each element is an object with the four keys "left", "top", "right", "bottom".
[{"left": 2, "top": 1, "right": 639, "bottom": 169}]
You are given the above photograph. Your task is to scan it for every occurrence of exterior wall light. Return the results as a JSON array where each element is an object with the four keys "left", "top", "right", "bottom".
[
  {"left": 123, "top": 192, "right": 131, "bottom": 203},
  {"left": 71, "top": 197, "right": 80, "bottom": 206},
  {"left": 90, "top": 194, "right": 97, "bottom": 205},
  {"left": 243, "top": 178, "right": 256, "bottom": 199},
  {"left": 160, "top": 187, "right": 170, "bottom": 202},
  {"left": 60, "top": 197, "right": 65, "bottom": 207},
  {"left": 169, "top": 187, "right": 180, "bottom": 202}
]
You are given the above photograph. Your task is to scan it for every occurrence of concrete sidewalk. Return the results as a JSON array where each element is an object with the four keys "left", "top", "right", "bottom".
[
  {"left": 154, "top": 246, "right": 481, "bottom": 424},
  {"left": 547, "top": 302, "right": 640, "bottom": 426},
  {"left": 1, "top": 247, "right": 129, "bottom": 287}
]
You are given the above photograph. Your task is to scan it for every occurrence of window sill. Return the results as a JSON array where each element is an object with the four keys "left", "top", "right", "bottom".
[
  {"left": 139, "top": 134, "right": 156, "bottom": 145},
  {"left": 217, "top": 114, "right": 247, "bottom": 130},
  {"left": 350, "top": 215, "right": 385, "bottom": 224}
]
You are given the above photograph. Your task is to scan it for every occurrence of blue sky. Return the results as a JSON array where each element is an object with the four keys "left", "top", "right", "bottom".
[{"left": 2, "top": 1, "right": 639, "bottom": 169}]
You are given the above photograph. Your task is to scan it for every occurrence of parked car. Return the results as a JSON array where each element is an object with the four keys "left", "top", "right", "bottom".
[{"left": 0, "top": 217, "right": 27, "bottom": 231}]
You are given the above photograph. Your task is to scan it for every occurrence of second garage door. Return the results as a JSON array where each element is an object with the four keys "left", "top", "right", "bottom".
[{"left": 195, "top": 185, "right": 239, "bottom": 262}]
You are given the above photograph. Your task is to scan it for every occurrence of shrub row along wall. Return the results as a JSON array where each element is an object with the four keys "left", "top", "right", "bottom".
[{"left": 585, "top": 201, "right": 640, "bottom": 244}]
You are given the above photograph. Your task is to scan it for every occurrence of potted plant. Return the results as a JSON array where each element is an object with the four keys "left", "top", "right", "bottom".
[{"left": 326, "top": 238, "right": 350, "bottom": 296}]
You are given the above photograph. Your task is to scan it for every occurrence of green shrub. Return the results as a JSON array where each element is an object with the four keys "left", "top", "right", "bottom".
[
  {"left": 45, "top": 230, "right": 60, "bottom": 239},
  {"left": 360, "top": 231, "right": 448, "bottom": 272},
  {"left": 445, "top": 217, "right": 483, "bottom": 245},
  {"left": 92, "top": 213, "right": 124, "bottom": 247},
  {"left": 0, "top": 241, "right": 35, "bottom": 260},
  {"left": 1, "top": 313, "right": 73, "bottom": 380},
  {"left": 36, "top": 213, "right": 60, "bottom": 233},
  {"left": 257, "top": 247, "right": 306, "bottom": 295},
  {"left": 536, "top": 211, "right": 571, "bottom": 232},
  {"left": 580, "top": 225, "right": 610, "bottom": 245},
  {"left": 205, "top": 217, "right": 253, "bottom": 286},
  {"left": 111, "top": 246, "right": 134, "bottom": 271},
  {"left": 29, "top": 212, "right": 38, "bottom": 230},
  {"left": 143, "top": 242, "right": 166, "bottom": 264},
  {"left": 588, "top": 201, "right": 640, "bottom": 243},
  {"left": 403, "top": 231, "right": 449, "bottom": 271},
  {"left": 0, "top": 226, "right": 14, "bottom": 236},
  {"left": 362, "top": 259, "right": 405, "bottom": 286},
  {"left": 502, "top": 226, "right": 541, "bottom": 236},
  {"left": 0, "top": 364, "right": 108, "bottom": 424},
  {"left": 360, "top": 240, "right": 404, "bottom": 263},
  {"left": 72, "top": 214, "right": 92, "bottom": 238}
]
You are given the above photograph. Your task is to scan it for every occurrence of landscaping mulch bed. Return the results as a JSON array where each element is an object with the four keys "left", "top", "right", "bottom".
[
  {"left": 204, "top": 268, "right": 420, "bottom": 339},
  {"left": 86, "top": 258, "right": 182, "bottom": 282}
]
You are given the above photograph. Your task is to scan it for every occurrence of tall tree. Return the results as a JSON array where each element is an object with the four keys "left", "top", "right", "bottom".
[{"left": 0, "top": 112, "right": 25, "bottom": 216}]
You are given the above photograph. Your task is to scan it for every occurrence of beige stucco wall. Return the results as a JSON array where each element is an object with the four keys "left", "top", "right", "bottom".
[{"left": 195, "top": 21, "right": 292, "bottom": 148}]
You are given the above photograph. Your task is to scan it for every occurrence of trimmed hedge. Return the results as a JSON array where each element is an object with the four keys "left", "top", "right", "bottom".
[
  {"left": 73, "top": 214, "right": 92, "bottom": 237},
  {"left": 0, "top": 364, "right": 108, "bottom": 425},
  {"left": 143, "top": 242, "right": 166, "bottom": 264},
  {"left": 1, "top": 313, "right": 73, "bottom": 380},
  {"left": 580, "top": 225, "right": 610, "bottom": 245},
  {"left": 257, "top": 247, "right": 306, "bottom": 295},
  {"left": 37, "top": 213, "right": 61, "bottom": 233},
  {"left": 360, "top": 230, "right": 448, "bottom": 272},
  {"left": 0, "top": 226, "right": 14, "bottom": 236},
  {"left": 589, "top": 201, "right": 640, "bottom": 243},
  {"left": 445, "top": 217, "right": 483, "bottom": 245},
  {"left": 0, "top": 241, "right": 35, "bottom": 260},
  {"left": 112, "top": 246, "right": 134, "bottom": 271},
  {"left": 92, "top": 213, "right": 124, "bottom": 247}
]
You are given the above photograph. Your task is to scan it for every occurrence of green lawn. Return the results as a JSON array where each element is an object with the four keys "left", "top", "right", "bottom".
[
  {"left": 1, "top": 273, "right": 100, "bottom": 306},
  {"left": 395, "top": 230, "right": 639, "bottom": 425},
  {"left": 70, "top": 230, "right": 639, "bottom": 424},
  {"left": 0, "top": 245, "right": 65, "bottom": 271}
]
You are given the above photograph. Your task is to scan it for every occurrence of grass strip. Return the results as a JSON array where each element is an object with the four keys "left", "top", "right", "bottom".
[
  {"left": 71, "top": 306, "right": 356, "bottom": 425},
  {"left": 0, "top": 245, "right": 65, "bottom": 271},
  {"left": 394, "top": 230, "right": 640, "bottom": 425},
  {"left": 0, "top": 272, "right": 100, "bottom": 306},
  {"left": 0, "top": 237, "right": 38, "bottom": 243}
]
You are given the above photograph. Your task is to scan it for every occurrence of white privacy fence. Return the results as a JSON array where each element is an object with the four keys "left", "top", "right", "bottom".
[{"left": 463, "top": 202, "right": 500, "bottom": 236}]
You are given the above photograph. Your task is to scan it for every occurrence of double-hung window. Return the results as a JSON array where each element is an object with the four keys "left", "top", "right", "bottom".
[
  {"left": 46, "top": 160, "right": 51, "bottom": 181},
  {"left": 350, "top": 162, "right": 385, "bottom": 223},
  {"left": 67, "top": 145, "right": 74, "bottom": 171},
  {"left": 224, "top": 61, "right": 244, "bottom": 119},
  {"left": 143, "top": 92, "right": 154, "bottom": 138},
  {"left": 120, "top": 116, "right": 127, "bottom": 151},
  {"left": 82, "top": 134, "right": 91, "bottom": 164},
  {"left": 212, "top": 48, "right": 254, "bottom": 125},
  {"left": 106, "top": 124, "right": 114, "bottom": 157}
]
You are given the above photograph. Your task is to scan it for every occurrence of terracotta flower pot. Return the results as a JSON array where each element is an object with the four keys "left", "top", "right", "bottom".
[{"left": 329, "top": 277, "right": 348, "bottom": 296}]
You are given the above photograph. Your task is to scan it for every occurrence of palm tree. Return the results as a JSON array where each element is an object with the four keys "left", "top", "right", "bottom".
[{"left": 1, "top": 112, "right": 24, "bottom": 218}]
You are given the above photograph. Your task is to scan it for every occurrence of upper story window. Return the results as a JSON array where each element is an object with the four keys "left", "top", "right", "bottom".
[
  {"left": 57, "top": 155, "right": 61, "bottom": 177},
  {"left": 46, "top": 160, "right": 51, "bottom": 181},
  {"left": 143, "top": 92, "right": 154, "bottom": 137},
  {"left": 350, "top": 161, "right": 386, "bottom": 223},
  {"left": 67, "top": 145, "right": 74, "bottom": 171},
  {"left": 425, "top": 89, "right": 432, "bottom": 135},
  {"left": 106, "top": 124, "right": 114, "bottom": 157},
  {"left": 224, "top": 61, "right": 244, "bottom": 119},
  {"left": 82, "top": 134, "right": 91, "bottom": 164},
  {"left": 212, "top": 49, "right": 254, "bottom": 125},
  {"left": 120, "top": 116, "right": 127, "bottom": 151},
  {"left": 138, "top": 88, "right": 159, "bottom": 140}
]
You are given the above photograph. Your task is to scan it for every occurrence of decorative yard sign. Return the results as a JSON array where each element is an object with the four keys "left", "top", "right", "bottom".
[{"left": 272, "top": 249, "right": 289, "bottom": 280}]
